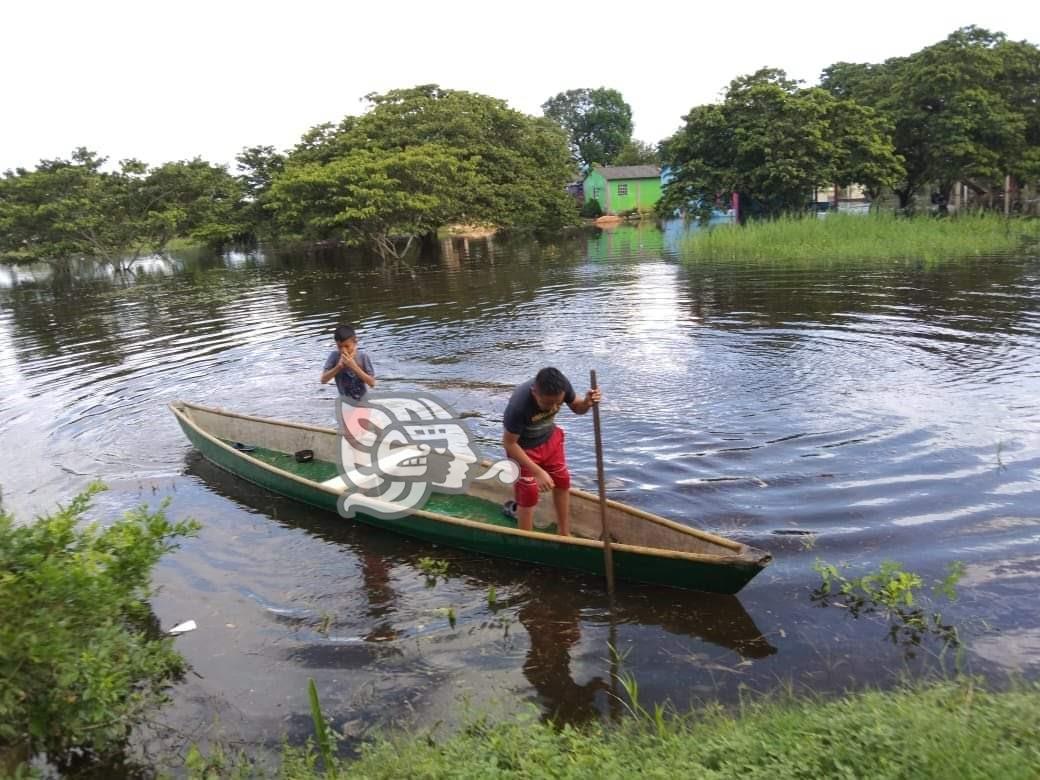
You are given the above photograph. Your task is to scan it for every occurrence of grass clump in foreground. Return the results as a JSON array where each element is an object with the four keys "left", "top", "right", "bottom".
[
  {"left": 681, "top": 212, "right": 1040, "bottom": 263},
  {"left": 253, "top": 679, "right": 1040, "bottom": 779}
]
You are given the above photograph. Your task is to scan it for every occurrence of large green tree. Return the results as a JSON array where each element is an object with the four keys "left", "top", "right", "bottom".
[
  {"left": 613, "top": 139, "right": 660, "bottom": 166},
  {"left": 268, "top": 145, "right": 480, "bottom": 258},
  {"left": 235, "top": 144, "right": 286, "bottom": 233},
  {"left": 661, "top": 69, "right": 904, "bottom": 219},
  {"left": 821, "top": 26, "right": 1040, "bottom": 210},
  {"left": 266, "top": 85, "right": 577, "bottom": 255},
  {"left": 0, "top": 150, "right": 246, "bottom": 267},
  {"left": 143, "top": 158, "right": 248, "bottom": 249},
  {"left": 541, "top": 87, "right": 634, "bottom": 170}
]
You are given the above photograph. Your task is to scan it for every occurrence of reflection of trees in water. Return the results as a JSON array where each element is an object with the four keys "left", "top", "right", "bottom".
[
  {"left": 0, "top": 261, "right": 257, "bottom": 380},
  {"left": 677, "top": 257, "right": 1036, "bottom": 332},
  {"left": 278, "top": 230, "right": 592, "bottom": 329},
  {"left": 1, "top": 275, "right": 127, "bottom": 365},
  {"left": 4, "top": 232, "right": 1034, "bottom": 386}
]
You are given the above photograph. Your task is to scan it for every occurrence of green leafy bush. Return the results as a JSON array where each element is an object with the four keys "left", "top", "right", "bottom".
[
  {"left": 580, "top": 198, "right": 603, "bottom": 218},
  {"left": 0, "top": 482, "right": 199, "bottom": 762}
]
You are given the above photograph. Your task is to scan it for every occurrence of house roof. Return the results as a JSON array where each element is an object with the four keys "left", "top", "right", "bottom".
[{"left": 591, "top": 165, "right": 661, "bottom": 181}]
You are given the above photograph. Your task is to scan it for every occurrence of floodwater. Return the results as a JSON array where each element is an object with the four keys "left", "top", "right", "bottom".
[{"left": 2, "top": 220, "right": 1039, "bottom": 762}]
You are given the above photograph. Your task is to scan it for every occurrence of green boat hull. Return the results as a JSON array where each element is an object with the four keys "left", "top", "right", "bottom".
[{"left": 175, "top": 405, "right": 769, "bottom": 594}]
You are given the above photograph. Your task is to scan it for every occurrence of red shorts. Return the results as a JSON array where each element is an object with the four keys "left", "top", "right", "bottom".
[{"left": 515, "top": 427, "right": 570, "bottom": 507}]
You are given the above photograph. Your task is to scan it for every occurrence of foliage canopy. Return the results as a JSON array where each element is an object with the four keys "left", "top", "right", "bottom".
[
  {"left": 0, "top": 149, "right": 246, "bottom": 267},
  {"left": 542, "top": 87, "right": 635, "bottom": 170},
  {"left": 266, "top": 85, "right": 578, "bottom": 256},
  {"left": 661, "top": 69, "right": 905, "bottom": 220}
]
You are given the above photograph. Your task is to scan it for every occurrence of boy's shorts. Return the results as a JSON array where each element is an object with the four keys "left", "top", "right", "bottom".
[{"left": 515, "top": 427, "right": 570, "bottom": 507}]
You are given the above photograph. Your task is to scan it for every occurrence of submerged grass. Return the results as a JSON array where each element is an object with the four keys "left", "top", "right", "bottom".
[
  {"left": 257, "top": 679, "right": 1040, "bottom": 779},
  {"left": 681, "top": 213, "right": 1040, "bottom": 264}
]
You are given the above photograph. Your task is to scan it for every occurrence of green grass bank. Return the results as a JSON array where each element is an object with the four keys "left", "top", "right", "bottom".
[
  {"left": 681, "top": 213, "right": 1040, "bottom": 263},
  {"left": 248, "top": 679, "right": 1040, "bottom": 779}
]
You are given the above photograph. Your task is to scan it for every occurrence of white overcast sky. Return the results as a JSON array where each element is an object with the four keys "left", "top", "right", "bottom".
[{"left": 2, "top": 0, "right": 1037, "bottom": 173}]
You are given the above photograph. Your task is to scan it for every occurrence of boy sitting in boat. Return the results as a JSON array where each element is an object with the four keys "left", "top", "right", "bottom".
[
  {"left": 503, "top": 367, "right": 600, "bottom": 536},
  {"left": 320, "top": 323, "right": 376, "bottom": 400}
]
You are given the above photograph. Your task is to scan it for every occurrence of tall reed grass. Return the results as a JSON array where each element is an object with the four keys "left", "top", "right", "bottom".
[{"left": 681, "top": 213, "right": 1040, "bottom": 264}]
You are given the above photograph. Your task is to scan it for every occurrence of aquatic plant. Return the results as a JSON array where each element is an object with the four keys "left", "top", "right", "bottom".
[
  {"left": 417, "top": 557, "right": 450, "bottom": 579},
  {"left": 681, "top": 213, "right": 1040, "bottom": 264},
  {"left": 812, "top": 559, "right": 965, "bottom": 650}
]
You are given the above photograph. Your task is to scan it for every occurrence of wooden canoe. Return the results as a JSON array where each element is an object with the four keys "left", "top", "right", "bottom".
[{"left": 170, "top": 401, "right": 772, "bottom": 594}]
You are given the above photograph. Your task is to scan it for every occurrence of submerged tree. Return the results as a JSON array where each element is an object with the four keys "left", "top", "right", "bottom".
[
  {"left": 266, "top": 85, "right": 577, "bottom": 256},
  {"left": 0, "top": 149, "right": 246, "bottom": 268},
  {"left": 661, "top": 69, "right": 904, "bottom": 220},
  {"left": 542, "top": 87, "right": 634, "bottom": 170},
  {"left": 268, "top": 144, "right": 479, "bottom": 258}
]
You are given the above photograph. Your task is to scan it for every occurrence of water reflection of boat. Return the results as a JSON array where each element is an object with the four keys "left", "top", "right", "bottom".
[
  {"left": 172, "top": 402, "right": 771, "bottom": 593},
  {"left": 517, "top": 587, "right": 776, "bottom": 723},
  {"left": 185, "top": 452, "right": 776, "bottom": 720}
]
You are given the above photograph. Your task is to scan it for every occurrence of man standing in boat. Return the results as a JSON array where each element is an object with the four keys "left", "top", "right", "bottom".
[{"left": 503, "top": 367, "right": 600, "bottom": 536}]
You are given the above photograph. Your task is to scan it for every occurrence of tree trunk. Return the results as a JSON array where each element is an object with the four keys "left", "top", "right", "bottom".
[{"left": 895, "top": 187, "right": 914, "bottom": 213}]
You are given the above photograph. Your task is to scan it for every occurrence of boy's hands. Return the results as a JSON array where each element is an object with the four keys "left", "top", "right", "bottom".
[
  {"left": 584, "top": 388, "right": 602, "bottom": 406},
  {"left": 338, "top": 349, "right": 359, "bottom": 372},
  {"left": 534, "top": 467, "right": 555, "bottom": 492}
]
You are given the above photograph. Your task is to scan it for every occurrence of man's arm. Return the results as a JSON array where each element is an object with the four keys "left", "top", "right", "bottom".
[
  {"left": 567, "top": 388, "right": 601, "bottom": 415},
  {"left": 503, "top": 431, "right": 554, "bottom": 492}
]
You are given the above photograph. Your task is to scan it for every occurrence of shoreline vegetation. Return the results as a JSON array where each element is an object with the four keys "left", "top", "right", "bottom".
[
  {"left": 187, "top": 678, "right": 1040, "bottom": 779},
  {"left": 2, "top": 29, "right": 1037, "bottom": 268},
  {"left": 0, "top": 484, "right": 198, "bottom": 777},
  {"left": 6, "top": 490, "right": 1040, "bottom": 778},
  {"left": 681, "top": 213, "right": 1040, "bottom": 264}
]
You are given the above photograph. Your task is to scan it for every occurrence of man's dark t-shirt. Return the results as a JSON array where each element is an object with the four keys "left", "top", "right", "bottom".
[
  {"left": 503, "top": 378, "right": 576, "bottom": 449},
  {"left": 323, "top": 349, "right": 374, "bottom": 400}
]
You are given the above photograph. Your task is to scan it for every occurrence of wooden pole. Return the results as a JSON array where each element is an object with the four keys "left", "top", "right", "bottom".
[
  {"left": 1005, "top": 174, "right": 1012, "bottom": 217},
  {"left": 590, "top": 370, "right": 615, "bottom": 597}
]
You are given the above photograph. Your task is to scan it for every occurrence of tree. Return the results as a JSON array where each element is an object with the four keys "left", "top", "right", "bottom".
[
  {"left": 613, "top": 139, "right": 660, "bottom": 166},
  {"left": 661, "top": 69, "right": 904, "bottom": 220},
  {"left": 266, "top": 85, "right": 578, "bottom": 255},
  {"left": 268, "top": 145, "right": 480, "bottom": 258},
  {"left": 142, "top": 158, "right": 248, "bottom": 249},
  {"left": 0, "top": 150, "right": 167, "bottom": 269},
  {"left": 821, "top": 26, "right": 1040, "bottom": 210},
  {"left": 235, "top": 144, "right": 285, "bottom": 200},
  {"left": 0, "top": 150, "right": 246, "bottom": 267},
  {"left": 235, "top": 144, "right": 285, "bottom": 233},
  {"left": 542, "top": 87, "right": 634, "bottom": 170}
]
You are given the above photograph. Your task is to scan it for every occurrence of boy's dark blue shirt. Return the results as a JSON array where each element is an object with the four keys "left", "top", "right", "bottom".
[
  {"left": 503, "top": 378, "right": 575, "bottom": 449},
  {"left": 323, "top": 349, "right": 374, "bottom": 400}
]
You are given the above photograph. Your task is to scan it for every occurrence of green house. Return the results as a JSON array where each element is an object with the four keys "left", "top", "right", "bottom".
[{"left": 583, "top": 165, "right": 662, "bottom": 215}]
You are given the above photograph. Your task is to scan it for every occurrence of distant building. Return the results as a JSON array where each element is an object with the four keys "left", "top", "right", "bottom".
[{"left": 583, "top": 165, "right": 662, "bottom": 214}]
